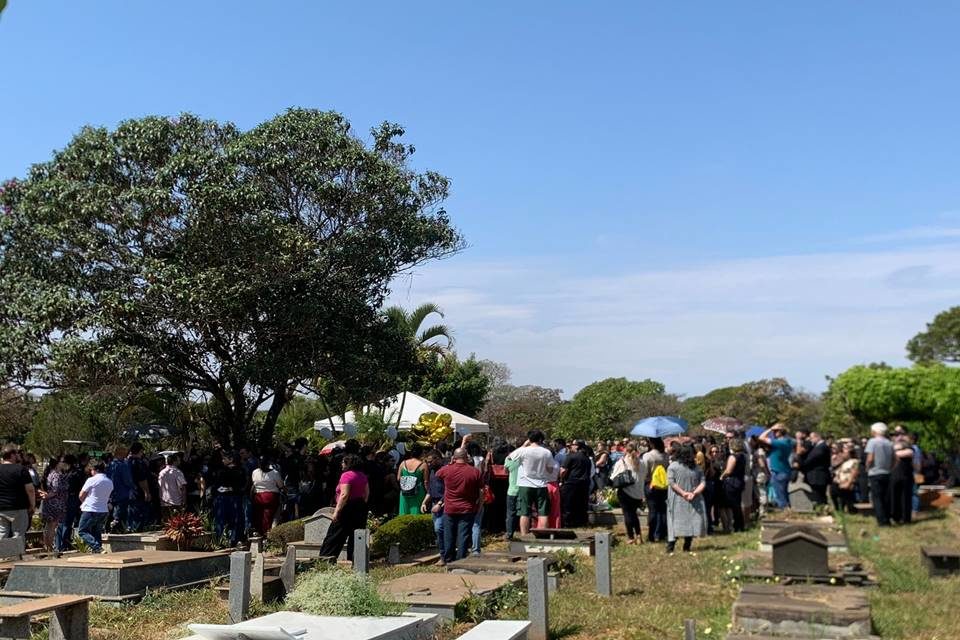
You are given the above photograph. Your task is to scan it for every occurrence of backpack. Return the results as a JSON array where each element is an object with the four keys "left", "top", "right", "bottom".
[
  {"left": 399, "top": 463, "right": 422, "bottom": 497},
  {"left": 650, "top": 464, "right": 668, "bottom": 490}
]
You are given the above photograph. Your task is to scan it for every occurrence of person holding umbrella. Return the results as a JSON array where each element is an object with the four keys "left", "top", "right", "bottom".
[{"left": 630, "top": 416, "right": 687, "bottom": 543}]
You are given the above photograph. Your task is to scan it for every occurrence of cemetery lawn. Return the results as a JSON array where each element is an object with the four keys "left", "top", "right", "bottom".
[{"left": 77, "top": 508, "right": 959, "bottom": 640}]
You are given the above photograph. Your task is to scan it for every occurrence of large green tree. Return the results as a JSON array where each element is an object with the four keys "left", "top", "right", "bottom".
[
  {"left": 554, "top": 377, "right": 665, "bottom": 441},
  {"left": 907, "top": 306, "right": 960, "bottom": 364},
  {"left": 416, "top": 353, "right": 491, "bottom": 417},
  {"left": 0, "top": 109, "right": 462, "bottom": 448},
  {"left": 822, "top": 363, "right": 960, "bottom": 451}
]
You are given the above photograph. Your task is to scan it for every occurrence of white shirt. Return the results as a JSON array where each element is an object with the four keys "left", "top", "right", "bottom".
[
  {"left": 252, "top": 468, "right": 284, "bottom": 493},
  {"left": 512, "top": 445, "right": 556, "bottom": 488},
  {"left": 80, "top": 473, "right": 114, "bottom": 513}
]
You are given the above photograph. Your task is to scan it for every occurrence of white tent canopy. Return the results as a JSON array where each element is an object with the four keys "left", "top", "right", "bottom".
[{"left": 313, "top": 391, "right": 489, "bottom": 435}]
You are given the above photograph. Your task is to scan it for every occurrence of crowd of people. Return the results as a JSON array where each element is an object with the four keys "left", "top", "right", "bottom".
[{"left": 0, "top": 420, "right": 955, "bottom": 560}]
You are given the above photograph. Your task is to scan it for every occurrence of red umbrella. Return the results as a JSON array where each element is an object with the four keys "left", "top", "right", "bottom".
[
  {"left": 319, "top": 440, "right": 346, "bottom": 455},
  {"left": 701, "top": 416, "right": 742, "bottom": 434}
]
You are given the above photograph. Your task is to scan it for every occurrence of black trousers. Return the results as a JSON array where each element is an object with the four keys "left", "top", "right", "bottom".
[
  {"left": 645, "top": 487, "right": 668, "bottom": 542},
  {"left": 808, "top": 483, "right": 828, "bottom": 506},
  {"left": 722, "top": 479, "right": 744, "bottom": 532},
  {"left": 560, "top": 481, "right": 590, "bottom": 528},
  {"left": 617, "top": 490, "right": 643, "bottom": 539},
  {"left": 890, "top": 475, "right": 913, "bottom": 524},
  {"left": 666, "top": 536, "right": 692, "bottom": 552},
  {"left": 869, "top": 475, "right": 892, "bottom": 526},
  {"left": 318, "top": 500, "right": 368, "bottom": 561}
]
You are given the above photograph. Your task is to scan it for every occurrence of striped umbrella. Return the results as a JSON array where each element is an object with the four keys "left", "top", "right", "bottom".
[{"left": 701, "top": 416, "right": 742, "bottom": 434}]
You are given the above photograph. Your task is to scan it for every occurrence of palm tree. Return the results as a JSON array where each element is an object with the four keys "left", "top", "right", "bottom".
[{"left": 384, "top": 302, "right": 454, "bottom": 360}]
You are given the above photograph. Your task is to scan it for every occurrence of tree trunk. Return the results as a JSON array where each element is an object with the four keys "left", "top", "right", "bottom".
[{"left": 257, "top": 383, "right": 290, "bottom": 451}]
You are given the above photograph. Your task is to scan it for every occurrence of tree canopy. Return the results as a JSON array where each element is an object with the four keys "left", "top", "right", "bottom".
[
  {"left": 821, "top": 363, "right": 960, "bottom": 451},
  {"left": 554, "top": 377, "right": 665, "bottom": 441},
  {"left": 907, "top": 306, "right": 960, "bottom": 364},
  {"left": 0, "top": 109, "right": 462, "bottom": 448},
  {"left": 480, "top": 384, "right": 564, "bottom": 441},
  {"left": 680, "top": 378, "right": 821, "bottom": 432}
]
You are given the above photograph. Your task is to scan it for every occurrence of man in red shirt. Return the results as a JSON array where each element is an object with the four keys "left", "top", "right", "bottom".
[{"left": 436, "top": 448, "right": 483, "bottom": 562}]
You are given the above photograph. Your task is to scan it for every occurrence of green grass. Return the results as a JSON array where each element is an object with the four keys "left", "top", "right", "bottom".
[{"left": 842, "top": 510, "right": 960, "bottom": 639}]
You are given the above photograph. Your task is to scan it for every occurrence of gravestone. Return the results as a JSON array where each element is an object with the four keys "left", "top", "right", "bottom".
[
  {"left": 250, "top": 548, "right": 265, "bottom": 600},
  {"left": 595, "top": 532, "right": 612, "bottom": 596},
  {"left": 388, "top": 543, "right": 401, "bottom": 565},
  {"left": 228, "top": 551, "right": 251, "bottom": 624},
  {"left": 530, "top": 528, "right": 577, "bottom": 540},
  {"left": 280, "top": 546, "right": 297, "bottom": 593},
  {"left": 787, "top": 481, "right": 816, "bottom": 513},
  {"left": 303, "top": 508, "right": 335, "bottom": 544},
  {"left": 0, "top": 535, "right": 25, "bottom": 561},
  {"left": 527, "top": 557, "right": 549, "bottom": 640},
  {"left": 353, "top": 529, "right": 369, "bottom": 575},
  {"left": 771, "top": 525, "right": 829, "bottom": 578}
]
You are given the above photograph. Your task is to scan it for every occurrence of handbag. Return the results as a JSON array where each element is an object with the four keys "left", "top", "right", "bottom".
[
  {"left": 611, "top": 469, "right": 635, "bottom": 489},
  {"left": 482, "top": 485, "right": 495, "bottom": 505}
]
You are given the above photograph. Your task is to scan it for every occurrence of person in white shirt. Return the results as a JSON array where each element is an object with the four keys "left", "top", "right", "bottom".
[
  {"left": 508, "top": 430, "right": 556, "bottom": 534},
  {"left": 78, "top": 461, "right": 114, "bottom": 553},
  {"left": 250, "top": 457, "right": 285, "bottom": 536},
  {"left": 158, "top": 454, "right": 188, "bottom": 522}
]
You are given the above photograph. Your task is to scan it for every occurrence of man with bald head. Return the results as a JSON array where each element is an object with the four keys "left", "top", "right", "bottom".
[{"left": 436, "top": 447, "right": 483, "bottom": 563}]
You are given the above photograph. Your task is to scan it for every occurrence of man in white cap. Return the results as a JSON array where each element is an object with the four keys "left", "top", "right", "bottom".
[{"left": 865, "top": 422, "right": 894, "bottom": 526}]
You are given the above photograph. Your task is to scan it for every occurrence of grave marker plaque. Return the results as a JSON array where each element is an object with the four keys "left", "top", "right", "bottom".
[{"left": 771, "top": 525, "right": 829, "bottom": 578}]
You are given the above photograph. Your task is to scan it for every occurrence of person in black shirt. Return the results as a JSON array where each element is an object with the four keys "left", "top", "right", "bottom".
[
  {"left": 212, "top": 452, "right": 248, "bottom": 546},
  {"left": 0, "top": 444, "right": 36, "bottom": 538},
  {"left": 55, "top": 454, "right": 85, "bottom": 549},
  {"left": 126, "top": 443, "right": 152, "bottom": 532},
  {"left": 559, "top": 440, "right": 592, "bottom": 527}
]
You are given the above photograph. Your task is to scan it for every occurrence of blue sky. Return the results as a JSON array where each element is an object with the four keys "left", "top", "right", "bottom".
[{"left": 3, "top": 2, "right": 960, "bottom": 397}]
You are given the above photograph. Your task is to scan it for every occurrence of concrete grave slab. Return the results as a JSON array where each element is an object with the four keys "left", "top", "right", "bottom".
[
  {"left": 760, "top": 522, "right": 847, "bottom": 554},
  {"left": 921, "top": 546, "right": 960, "bottom": 577},
  {"left": 379, "top": 572, "right": 521, "bottom": 621},
  {"left": 182, "top": 611, "right": 439, "bottom": 640},
  {"left": 771, "top": 525, "right": 830, "bottom": 578},
  {"left": 732, "top": 584, "right": 872, "bottom": 639},
  {"left": 3, "top": 550, "right": 231, "bottom": 601}
]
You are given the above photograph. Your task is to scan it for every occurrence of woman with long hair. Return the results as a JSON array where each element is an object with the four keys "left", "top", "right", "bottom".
[
  {"left": 666, "top": 444, "right": 707, "bottom": 553},
  {"left": 398, "top": 443, "right": 428, "bottom": 516},
  {"left": 610, "top": 442, "right": 645, "bottom": 544},
  {"left": 719, "top": 438, "right": 747, "bottom": 532},
  {"left": 319, "top": 454, "right": 369, "bottom": 561},
  {"left": 39, "top": 457, "right": 69, "bottom": 553}
]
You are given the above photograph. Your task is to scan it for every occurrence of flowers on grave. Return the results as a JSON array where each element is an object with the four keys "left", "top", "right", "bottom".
[{"left": 164, "top": 512, "right": 204, "bottom": 549}]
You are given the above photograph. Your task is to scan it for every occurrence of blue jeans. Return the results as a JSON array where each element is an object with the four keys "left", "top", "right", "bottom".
[
  {"left": 78, "top": 512, "right": 108, "bottom": 552},
  {"left": 111, "top": 499, "right": 129, "bottom": 532},
  {"left": 55, "top": 497, "right": 81, "bottom": 552},
  {"left": 214, "top": 495, "right": 244, "bottom": 546},
  {"left": 471, "top": 505, "right": 484, "bottom": 554},
  {"left": 770, "top": 471, "right": 791, "bottom": 509},
  {"left": 505, "top": 494, "right": 518, "bottom": 539},
  {"left": 442, "top": 512, "right": 474, "bottom": 563},
  {"left": 126, "top": 499, "right": 148, "bottom": 533},
  {"left": 432, "top": 511, "right": 445, "bottom": 558}
]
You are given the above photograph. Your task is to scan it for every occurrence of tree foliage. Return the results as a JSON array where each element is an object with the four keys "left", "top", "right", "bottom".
[
  {"left": 416, "top": 354, "right": 491, "bottom": 418},
  {"left": 821, "top": 364, "right": 960, "bottom": 451},
  {"left": 0, "top": 109, "right": 462, "bottom": 448},
  {"left": 554, "top": 377, "right": 665, "bottom": 441},
  {"left": 480, "top": 384, "right": 564, "bottom": 441},
  {"left": 680, "top": 378, "right": 821, "bottom": 432},
  {"left": 907, "top": 306, "right": 960, "bottom": 364},
  {"left": 384, "top": 303, "right": 453, "bottom": 361}
]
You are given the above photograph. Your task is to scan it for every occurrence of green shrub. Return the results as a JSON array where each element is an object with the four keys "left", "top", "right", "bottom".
[
  {"left": 286, "top": 568, "right": 404, "bottom": 617},
  {"left": 370, "top": 514, "right": 435, "bottom": 557},
  {"left": 266, "top": 519, "right": 304, "bottom": 551}
]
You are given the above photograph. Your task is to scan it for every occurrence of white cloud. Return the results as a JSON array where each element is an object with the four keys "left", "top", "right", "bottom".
[{"left": 389, "top": 244, "right": 960, "bottom": 397}]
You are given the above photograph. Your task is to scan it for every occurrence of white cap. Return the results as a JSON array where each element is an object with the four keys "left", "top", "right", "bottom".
[{"left": 870, "top": 422, "right": 888, "bottom": 435}]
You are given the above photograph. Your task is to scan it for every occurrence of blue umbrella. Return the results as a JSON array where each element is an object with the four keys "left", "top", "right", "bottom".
[
  {"left": 745, "top": 425, "right": 765, "bottom": 438},
  {"left": 630, "top": 416, "right": 688, "bottom": 438}
]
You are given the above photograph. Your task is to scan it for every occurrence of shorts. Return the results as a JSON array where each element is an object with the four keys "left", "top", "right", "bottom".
[{"left": 516, "top": 486, "right": 549, "bottom": 517}]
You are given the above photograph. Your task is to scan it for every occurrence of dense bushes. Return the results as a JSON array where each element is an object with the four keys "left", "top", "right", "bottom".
[
  {"left": 266, "top": 519, "right": 304, "bottom": 550},
  {"left": 286, "top": 568, "right": 403, "bottom": 617},
  {"left": 370, "top": 514, "right": 435, "bottom": 557}
]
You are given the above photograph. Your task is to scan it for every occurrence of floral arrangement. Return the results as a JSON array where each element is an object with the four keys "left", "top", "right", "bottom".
[{"left": 164, "top": 512, "right": 204, "bottom": 548}]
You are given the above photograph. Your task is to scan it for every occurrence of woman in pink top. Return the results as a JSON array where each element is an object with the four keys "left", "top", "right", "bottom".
[{"left": 318, "top": 454, "right": 369, "bottom": 561}]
